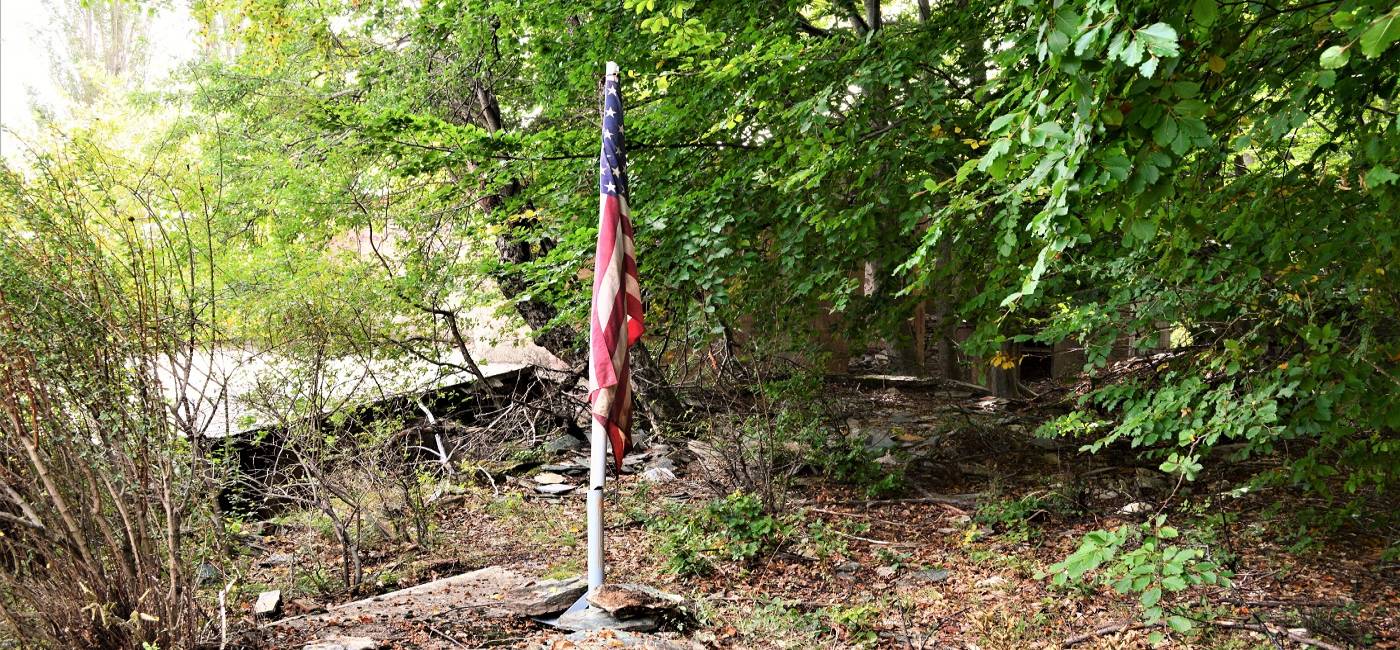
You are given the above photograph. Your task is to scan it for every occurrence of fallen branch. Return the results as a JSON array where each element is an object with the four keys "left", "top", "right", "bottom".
[
  {"left": 1209, "top": 620, "right": 1346, "bottom": 650},
  {"left": 827, "top": 528, "right": 902, "bottom": 546},
  {"left": 1063, "top": 621, "right": 1161, "bottom": 646},
  {"left": 798, "top": 494, "right": 982, "bottom": 510},
  {"left": 1063, "top": 619, "right": 1346, "bottom": 650}
]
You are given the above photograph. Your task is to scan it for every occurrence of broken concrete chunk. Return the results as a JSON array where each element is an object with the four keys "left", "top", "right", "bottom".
[
  {"left": 554, "top": 607, "right": 658, "bottom": 633},
  {"left": 259, "top": 552, "right": 294, "bottom": 567},
  {"left": 912, "top": 567, "right": 951, "bottom": 583},
  {"left": 1118, "top": 501, "right": 1154, "bottom": 515},
  {"left": 645, "top": 456, "right": 676, "bottom": 472},
  {"left": 254, "top": 590, "right": 282, "bottom": 619},
  {"left": 535, "top": 483, "right": 577, "bottom": 495},
  {"left": 586, "top": 583, "right": 690, "bottom": 619},
  {"left": 302, "top": 635, "right": 376, "bottom": 650},
  {"left": 640, "top": 467, "right": 676, "bottom": 483},
  {"left": 533, "top": 472, "right": 567, "bottom": 485},
  {"left": 504, "top": 576, "right": 587, "bottom": 617}
]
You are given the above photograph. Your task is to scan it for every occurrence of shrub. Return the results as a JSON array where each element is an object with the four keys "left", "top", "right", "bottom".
[
  {"left": 650, "top": 492, "right": 796, "bottom": 577},
  {"left": 1041, "top": 516, "right": 1232, "bottom": 641},
  {"left": 803, "top": 426, "right": 906, "bottom": 498},
  {"left": 0, "top": 146, "right": 220, "bottom": 647}
]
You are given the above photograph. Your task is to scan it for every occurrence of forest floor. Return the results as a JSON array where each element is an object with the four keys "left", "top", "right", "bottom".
[{"left": 227, "top": 378, "right": 1398, "bottom": 649}]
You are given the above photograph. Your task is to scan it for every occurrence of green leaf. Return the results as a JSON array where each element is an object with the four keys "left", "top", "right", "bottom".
[
  {"left": 1360, "top": 10, "right": 1400, "bottom": 58},
  {"left": 1130, "top": 219, "right": 1158, "bottom": 243},
  {"left": 1140, "top": 56, "right": 1160, "bottom": 78},
  {"left": 1319, "top": 45, "right": 1350, "bottom": 69},
  {"left": 1102, "top": 154, "right": 1132, "bottom": 180},
  {"left": 1140, "top": 587, "right": 1162, "bottom": 607},
  {"left": 977, "top": 139, "right": 1012, "bottom": 173},
  {"left": 1153, "top": 116, "right": 1178, "bottom": 147},
  {"left": 1192, "top": 0, "right": 1217, "bottom": 27},
  {"left": 989, "top": 113, "right": 1020, "bottom": 132},
  {"left": 1365, "top": 165, "right": 1399, "bottom": 188},
  {"left": 1173, "top": 99, "right": 1208, "bottom": 119},
  {"left": 1137, "top": 23, "right": 1180, "bottom": 58},
  {"left": 1162, "top": 575, "right": 1189, "bottom": 591},
  {"left": 1167, "top": 615, "right": 1193, "bottom": 633},
  {"left": 1122, "top": 38, "right": 1145, "bottom": 67}
]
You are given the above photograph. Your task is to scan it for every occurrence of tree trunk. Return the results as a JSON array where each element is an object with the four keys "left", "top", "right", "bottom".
[
  {"left": 463, "top": 67, "right": 680, "bottom": 418},
  {"left": 989, "top": 341, "right": 1024, "bottom": 398}
]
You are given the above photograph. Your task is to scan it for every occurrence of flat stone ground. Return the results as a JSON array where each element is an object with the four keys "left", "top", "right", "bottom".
[{"left": 233, "top": 379, "right": 1399, "bottom": 649}]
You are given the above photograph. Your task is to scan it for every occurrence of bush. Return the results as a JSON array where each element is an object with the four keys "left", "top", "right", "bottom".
[
  {"left": 650, "top": 492, "right": 796, "bottom": 577},
  {"left": 1040, "top": 516, "right": 1232, "bottom": 641},
  {"left": 0, "top": 147, "right": 220, "bottom": 647}
]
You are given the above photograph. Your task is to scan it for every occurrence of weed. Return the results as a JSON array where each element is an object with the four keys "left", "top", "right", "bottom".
[
  {"left": 726, "top": 597, "right": 827, "bottom": 647},
  {"left": 822, "top": 602, "right": 882, "bottom": 647},
  {"left": 650, "top": 492, "right": 797, "bottom": 577},
  {"left": 804, "top": 427, "right": 906, "bottom": 498},
  {"left": 1040, "top": 515, "right": 1232, "bottom": 640},
  {"left": 542, "top": 560, "right": 583, "bottom": 580},
  {"left": 795, "top": 518, "right": 849, "bottom": 561},
  {"left": 974, "top": 494, "right": 1049, "bottom": 542}
]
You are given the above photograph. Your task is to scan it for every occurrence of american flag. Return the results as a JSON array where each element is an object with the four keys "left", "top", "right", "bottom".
[{"left": 589, "top": 63, "right": 644, "bottom": 471}]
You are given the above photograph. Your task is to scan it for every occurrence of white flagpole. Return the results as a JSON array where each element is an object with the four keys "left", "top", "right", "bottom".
[
  {"left": 579, "top": 59, "right": 622, "bottom": 610},
  {"left": 586, "top": 416, "right": 606, "bottom": 593}
]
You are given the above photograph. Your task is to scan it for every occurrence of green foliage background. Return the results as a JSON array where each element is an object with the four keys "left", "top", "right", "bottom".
[{"left": 6, "top": 0, "right": 1398, "bottom": 561}]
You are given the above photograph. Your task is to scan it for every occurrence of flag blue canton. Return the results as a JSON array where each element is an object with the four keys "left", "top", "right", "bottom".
[{"left": 600, "top": 72, "right": 627, "bottom": 198}]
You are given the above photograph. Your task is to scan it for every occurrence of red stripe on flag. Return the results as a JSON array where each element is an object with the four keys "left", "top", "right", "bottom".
[{"left": 590, "top": 188, "right": 643, "bottom": 470}]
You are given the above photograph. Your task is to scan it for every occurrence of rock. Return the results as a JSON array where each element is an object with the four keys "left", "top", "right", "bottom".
[
  {"left": 912, "top": 567, "right": 951, "bottom": 583},
  {"left": 865, "top": 431, "right": 897, "bottom": 450},
  {"left": 640, "top": 467, "right": 676, "bottom": 483},
  {"left": 1135, "top": 468, "right": 1170, "bottom": 492},
  {"left": 686, "top": 440, "right": 726, "bottom": 478},
  {"left": 875, "top": 565, "right": 898, "bottom": 578},
  {"left": 259, "top": 552, "right": 294, "bottom": 567},
  {"left": 534, "top": 472, "right": 567, "bottom": 485},
  {"left": 1118, "top": 501, "right": 1154, "bottom": 515},
  {"left": 546, "top": 435, "right": 584, "bottom": 453},
  {"left": 504, "top": 576, "right": 587, "bottom": 617},
  {"left": 554, "top": 607, "right": 658, "bottom": 633},
  {"left": 835, "top": 561, "right": 862, "bottom": 575},
  {"left": 196, "top": 562, "right": 220, "bottom": 585},
  {"left": 540, "top": 463, "right": 587, "bottom": 474},
  {"left": 975, "top": 576, "right": 1008, "bottom": 589},
  {"left": 254, "top": 590, "right": 282, "bottom": 619},
  {"left": 302, "top": 635, "right": 376, "bottom": 650},
  {"left": 645, "top": 456, "right": 677, "bottom": 472},
  {"left": 587, "top": 583, "right": 691, "bottom": 620},
  {"left": 535, "top": 483, "right": 577, "bottom": 495}
]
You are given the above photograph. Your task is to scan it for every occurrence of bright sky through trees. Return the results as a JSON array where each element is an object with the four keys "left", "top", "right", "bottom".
[{"left": 0, "top": 0, "right": 197, "bottom": 159}]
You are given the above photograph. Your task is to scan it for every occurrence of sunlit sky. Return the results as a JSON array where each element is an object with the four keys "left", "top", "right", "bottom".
[{"left": 0, "top": 0, "right": 198, "bottom": 160}]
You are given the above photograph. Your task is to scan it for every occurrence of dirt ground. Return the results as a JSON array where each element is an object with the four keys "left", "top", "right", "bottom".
[{"left": 230, "top": 380, "right": 1399, "bottom": 649}]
